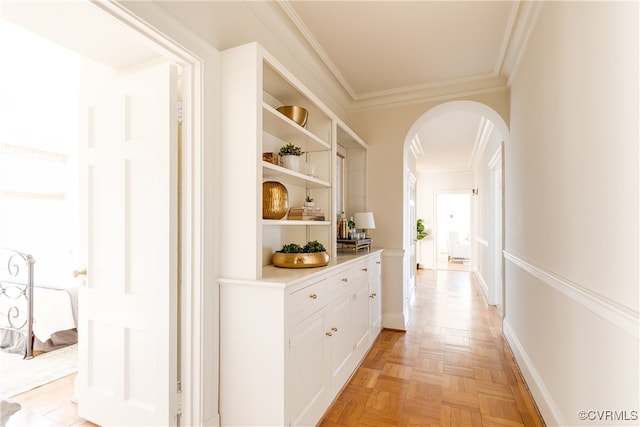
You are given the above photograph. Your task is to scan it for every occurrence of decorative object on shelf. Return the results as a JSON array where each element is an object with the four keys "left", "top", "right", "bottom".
[
  {"left": 262, "top": 152, "right": 283, "bottom": 167},
  {"left": 272, "top": 240, "right": 329, "bottom": 268},
  {"left": 288, "top": 206, "right": 325, "bottom": 221},
  {"left": 338, "top": 211, "right": 348, "bottom": 239},
  {"left": 262, "top": 181, "right": 289, "bottom": 219},
  {"left": 304, "top": 195, "right": 314, "bottom": 207},
  {"left": 337, "top": 238, "right": 373, "bottom": 253},
  {"left": 276, "top": 105, "right": 308, "bottom": 128},
  {"left": 353, "top": 212, "right": 376, "bottom": 238},
  {"left": 278, "top": 142, "right": 303, "bottom": 172},
  {"left": 347, "top": 216, "right": 356, "bottom": 238}
]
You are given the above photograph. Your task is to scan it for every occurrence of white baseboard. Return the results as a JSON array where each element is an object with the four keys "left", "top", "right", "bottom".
[
  {"left": 473, "top": 271, "right": 489, "bottom": 305},
  {"left": 502, "top": 320, "right": 565, "bottom": 426},
  {"left": 382, "top": 312, "right": 407, "bottom": 331}
]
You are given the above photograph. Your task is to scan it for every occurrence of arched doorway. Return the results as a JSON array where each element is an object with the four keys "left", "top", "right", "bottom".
[{"left": 403, "top": 100, "right": 509, "bottom": 309}]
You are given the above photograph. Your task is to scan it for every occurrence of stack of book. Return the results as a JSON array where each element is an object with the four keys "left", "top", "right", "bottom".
[{"left": 288, "top": 206, "right": 325, "bottom": 221}]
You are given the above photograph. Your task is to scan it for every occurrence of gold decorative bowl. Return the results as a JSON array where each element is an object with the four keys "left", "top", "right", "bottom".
[
  {"left": 272, "top": 251, "right": 329, "bottom": 268},
  {"left": 263, "top": 181, "right": 289, "bottom": 219},
  {"left": 276, "top": 105, "right": 308, "bottom": 128}
]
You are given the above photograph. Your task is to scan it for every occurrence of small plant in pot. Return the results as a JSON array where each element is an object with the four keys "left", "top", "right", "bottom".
[
  {"left": 304, "top": 195, "right": 314, "bottom": 207},
  {"left": 273, "top": 240, "right": 329, "bottom": 268},
  {"left": 279, "top": 142, "right": 303, "bottom": 172}
]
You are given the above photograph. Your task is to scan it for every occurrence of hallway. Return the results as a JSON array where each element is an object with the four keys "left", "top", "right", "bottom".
[{"left": 320, "top": 269, "right": 544, "bottom": 426}]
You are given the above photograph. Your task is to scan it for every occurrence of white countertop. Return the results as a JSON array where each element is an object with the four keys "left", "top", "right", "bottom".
[{"left": 219, "top": 248, "right": 383, "bottom": 289}]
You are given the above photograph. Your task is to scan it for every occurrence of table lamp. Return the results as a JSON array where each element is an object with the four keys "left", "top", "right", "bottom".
[{"left": 353, "top": 212, "right": 376, "bottom": 239}]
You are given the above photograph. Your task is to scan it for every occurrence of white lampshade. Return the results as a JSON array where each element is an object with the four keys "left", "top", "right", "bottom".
[{"left": 353, "top": 212, "right": 376, "bottom": 229}]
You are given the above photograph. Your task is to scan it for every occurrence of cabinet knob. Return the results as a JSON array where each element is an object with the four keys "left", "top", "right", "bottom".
[
  {"left": 72, "top": 269, "right": 87, "bottom": 277},
  {"left": 341, "top": 277, "right": 348, "bottom": 283},
  {"left": 331, "top": 327, "right": 338, "bottom": 332},
  {"left": 376, "top": 261, "right": 381, "bottom": 264},
  {"left": 325, "top": 331, "right": 333, "bottom": 337},
  {"left": 361, "top": 267, "right": 368, "bottom": 272},
  {"left": 309, "top": 293, "right": 318, "bottom": 299},
  {"left": 369, "top": 293, "right": 375, "bottom": 299}
]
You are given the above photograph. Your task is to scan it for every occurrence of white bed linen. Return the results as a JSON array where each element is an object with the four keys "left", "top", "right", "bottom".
[{"left": 32, "top": 286, "right": 76, "bottom": 342}]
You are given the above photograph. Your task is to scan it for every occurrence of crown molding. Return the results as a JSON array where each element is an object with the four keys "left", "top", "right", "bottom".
[
  {"left": 349, "top": 79, "right": 508, "bottom": 114},
  {"left": 502, "top": 0, "right": 547, "bottom": 85},
  {"left": 270, "top": 1, "right": 542, "bottom": 114}
]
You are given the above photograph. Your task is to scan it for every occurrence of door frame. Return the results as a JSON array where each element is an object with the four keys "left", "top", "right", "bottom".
[
  {"left": 488, "top": 144, "right": 504, "bottom": 313},
  {"left": 90, "top": 2, "right": 219, "bottom": 425},
  {"left": 433, "top": 190, "right": 472, "bottom": 270}
]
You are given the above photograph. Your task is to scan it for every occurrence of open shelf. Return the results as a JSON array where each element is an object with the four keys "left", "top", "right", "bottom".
[
  {"left": 263, "top": 103, "right": 330, "bottom": 152},
  {"left": 262, "top": 219, "right": 331, "bottom": 226},
  {"left": 262, "top": 162, "right": 330, "bottom": 188}
]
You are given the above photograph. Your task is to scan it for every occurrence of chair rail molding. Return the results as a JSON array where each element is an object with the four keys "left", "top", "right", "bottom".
[{"left": 503, "top": 251, "right": 639, "bottom": 339}]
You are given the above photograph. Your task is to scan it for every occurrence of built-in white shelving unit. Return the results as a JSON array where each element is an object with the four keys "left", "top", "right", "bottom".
[
  {"left": 219, "top": 42, "right": 379, "bottom": 427},
  {"left": 221, "top": 42, "right": 368, "bottom": 281}
]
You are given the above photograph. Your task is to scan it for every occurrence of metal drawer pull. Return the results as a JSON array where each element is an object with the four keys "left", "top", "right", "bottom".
[
  {"left": 331, "top": 327, "right": 338, "bottom": 332},
  {"left": 361, "top": 267, "right": 368, "bottom": 272},
  {"left": 376, "top": 261, "right": 381, "bottom": 264},
  {"left": 326, "top": 331, "right": 333, "bottom": 337},
  {"left": 309, "top": 294, "right": 318, "bottom": 299},
  {"left": 341, "top": 277, "right": 348, "bottom": 282}
]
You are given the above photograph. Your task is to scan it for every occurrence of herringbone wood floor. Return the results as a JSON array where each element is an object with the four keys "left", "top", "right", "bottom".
[{"left": 319, "top": 269, "right": 545, "bottom": 427}]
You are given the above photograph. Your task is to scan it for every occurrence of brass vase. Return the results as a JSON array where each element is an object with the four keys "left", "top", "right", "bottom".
[{"left": 262, "top": 181, "right": 289, "bottom": 219}]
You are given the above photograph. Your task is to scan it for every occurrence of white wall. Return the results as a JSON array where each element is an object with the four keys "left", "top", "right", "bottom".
[{"left": 506, "top": 2, "right": 639, "bottom": 425}]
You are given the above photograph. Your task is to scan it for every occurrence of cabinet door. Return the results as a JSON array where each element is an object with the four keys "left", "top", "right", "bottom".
[
  {"left": 328, "top": 294, "right": 353, "bottom": 393},
  {"left": 289, "top": 308, "right": 330, "bottom": 427},
  {"left": 369, "top": 257, "right": 382, "bottom": 337},
  {"left": 353, "top": 282, "right": 371, "bottom": 354}
]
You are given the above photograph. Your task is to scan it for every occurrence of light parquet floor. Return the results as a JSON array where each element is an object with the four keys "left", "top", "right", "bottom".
[
  {"left": 320, "top": 269, "right": 545, "bottom": 427},
  {"left": 5, "top": 373, "right": 96, "bottom": 427}
]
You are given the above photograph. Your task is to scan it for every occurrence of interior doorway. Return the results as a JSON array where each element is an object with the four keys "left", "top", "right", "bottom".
[
  {"left": 435, "top": 192, "right": 471, "bottom": 271},
  {"left": 0, "top": 4, "right": 185, "bottom": 425}
]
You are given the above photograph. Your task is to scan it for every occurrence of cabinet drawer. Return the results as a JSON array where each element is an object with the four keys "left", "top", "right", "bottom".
[
  {"left": 328, "top": 269, "right": 354, "bottom": 295},
  {"left": 287, "top": 279, "right": 328, "bottom": 318},
  {"left": 352, "top": 261, "right": 371, "bottom": 283}
]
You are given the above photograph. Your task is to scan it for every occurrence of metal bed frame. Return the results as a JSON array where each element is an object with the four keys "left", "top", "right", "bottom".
[{"left": 0, "top": 248, "right": 35, "bottom": 359}]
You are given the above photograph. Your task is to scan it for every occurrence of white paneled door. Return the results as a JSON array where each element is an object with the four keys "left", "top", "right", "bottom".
[{"left": 76, "top": 61, "right": 179, "bottom": 426}]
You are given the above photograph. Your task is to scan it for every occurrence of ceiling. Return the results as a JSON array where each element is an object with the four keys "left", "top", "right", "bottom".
[
  {"left": 152, "top": 0, "right": 536, "bottom": 175},
  {"left": 281, "top": 1, "right": 516, "bottom": 100},
  {"left": 276, "top": 1, "right": 526, "bottom": 174}
]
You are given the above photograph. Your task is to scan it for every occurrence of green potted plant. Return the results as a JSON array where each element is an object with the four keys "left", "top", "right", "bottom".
[
  {"left": 417, "top": 219, "right": 428, "bottom": 241},
  {"left": 279, "top": 142, "right": 303, "bottom": 172},
  {"left": 304, "top": 195, "right": 314, "bottom": 207},
  {"left": 273, "top": 240, "right": 329, "bottom": 268},
  {"left": 416, "top": 219, "right": 429, "bottom": 269}
]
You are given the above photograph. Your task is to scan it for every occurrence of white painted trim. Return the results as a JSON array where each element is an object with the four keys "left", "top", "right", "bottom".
[
  {"left": 504, "top": 251, "right": 639, "bottom": 339},
  {"left": 476, "top": 237, "right": 489, "bottom": 247},
  {"left": 488, "top": 145, "right": 502, "bottom": 170},
  {"left": 93, "top": 2, "right": 220, "bottom": 425},
  {"left": 505, "top": 1, "right": 546, "bottom": 86},
  {"left": 382, "top": 248, "right": 405, "bottom": 258},
  {"left": 502, "top": 320, "right": 564, "bottom": 427},
  {"left": 473, "top": 271, "right": 489, "bottom": 305},
  {"left": 382, "top": 313, "right": 408, "bottom": 331},
  {"left": 469, "top": 117, "right": 494, "bottom": 169}
]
